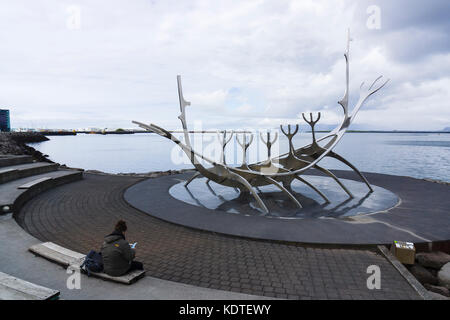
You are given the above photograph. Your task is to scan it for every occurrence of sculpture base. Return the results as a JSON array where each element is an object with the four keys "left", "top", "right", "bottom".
[
  {"left": 124, "top": 170, "right": 450, "bottom": 245},
  {"left": 168, "top": 175, "right": 398, "bottom": 219}
]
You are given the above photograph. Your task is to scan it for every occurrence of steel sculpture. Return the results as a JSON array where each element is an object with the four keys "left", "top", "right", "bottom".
[{"left": 133, "top": 33, "right": 389, "bottom": 213}]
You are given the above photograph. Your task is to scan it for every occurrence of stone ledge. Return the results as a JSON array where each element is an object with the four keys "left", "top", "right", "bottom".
[
  {"left": 0, "top": 271, "right": 59, "bottom": 300},
  {"left": 30, "top": 242, "right": 145, "bottom": 285},
  {"left": 378, "top": 245, "right": 432, "bottom": 300}
]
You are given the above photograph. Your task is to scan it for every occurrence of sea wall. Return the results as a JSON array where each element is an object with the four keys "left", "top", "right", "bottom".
[{"left": 0, "top": 132, "right": 52, "bottom": 162}]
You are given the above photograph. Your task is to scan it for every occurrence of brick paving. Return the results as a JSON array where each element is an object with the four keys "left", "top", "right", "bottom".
[{"left": 15, "top": 173, "right": 421, "bottom": 299}]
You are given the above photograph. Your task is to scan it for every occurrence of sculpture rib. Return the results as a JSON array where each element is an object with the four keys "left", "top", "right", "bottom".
[
  {"left": 294, "top": 174, "right": 330, "bottom": 203},
  {"left": 327, "top": 151, "right": 374, "bottom": 192},
  {"left": 313, "top": 165, "right": 353, "bottom": 198},
  {"left": 185, "top": 171, "right": 201, "bottom": 187},
  {"left": 263, "top": 176, "right": 303, "bottom": 209},
  {"left": 228, "top": 171, "right": 269, "bottom": 213}
]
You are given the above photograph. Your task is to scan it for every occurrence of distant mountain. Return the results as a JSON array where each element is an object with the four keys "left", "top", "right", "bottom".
[
  {"left": 443, "top": 127, "right": 450, "bottom": 132},
  {"left": 314, "top": 123, "right": 374, "bottom": 131}
]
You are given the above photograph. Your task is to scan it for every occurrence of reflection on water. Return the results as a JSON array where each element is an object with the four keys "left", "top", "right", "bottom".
[
  {"left": 29, "top": 132, "right": 450, "bottom": 181},
  {"left": 168, "top": 176, "right": 400, "bottom": 219}
]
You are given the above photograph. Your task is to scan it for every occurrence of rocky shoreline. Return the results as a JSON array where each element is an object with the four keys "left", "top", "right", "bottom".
[
  {"left": 406, "top": 251, "right": 450, "bottom": 299},
  {"left": 0, "top": 132, "right": 194, "bottom": 178},
  {"left": 0, "top": 132, "right": 52, "bottom": 162},
  {"left": 71, "top": 167, "right": 196, "bottom": 178}
]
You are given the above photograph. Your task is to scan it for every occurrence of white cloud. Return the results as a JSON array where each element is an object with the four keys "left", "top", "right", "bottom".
[
  {"left": 0, "top": 0, "right": 448, "bottom": 130},
  {"left": 189, "top": 90, "right": 227, "bottom": 111}
]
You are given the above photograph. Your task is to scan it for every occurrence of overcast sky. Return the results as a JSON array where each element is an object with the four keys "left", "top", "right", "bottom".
[{"left": 0, "top": 0, "right": 449, "bottom": 130}]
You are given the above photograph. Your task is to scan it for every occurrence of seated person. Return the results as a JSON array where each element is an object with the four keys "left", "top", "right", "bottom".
[{"left": 101, "top": 220, "right": 143, "bottom": 277}]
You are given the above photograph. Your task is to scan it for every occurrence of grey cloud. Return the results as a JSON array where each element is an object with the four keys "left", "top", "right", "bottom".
[
  {"left": 354, "top": 0, "right": 450, "bottom": 62},
  {"left": 0, "top": 0, "right": 448, "bottom": 131}
]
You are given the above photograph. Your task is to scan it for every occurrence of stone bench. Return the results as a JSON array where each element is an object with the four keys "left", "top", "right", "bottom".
[
  {"left": 29, "top": 242, "right": 85, "bottom": 267},
  {"left": 0, "top": 271, "right": 59, "bottom": 300},
  {"left": 29, "top": 242, "right": 145, "bottom": 285},
  {"left": 18, "top": 177, "right": 53, "bottom": 189}
]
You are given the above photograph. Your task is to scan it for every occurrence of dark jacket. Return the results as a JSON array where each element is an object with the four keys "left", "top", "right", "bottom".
[{"left": 101, "top": 231, "right": 135, "bottom": 277}]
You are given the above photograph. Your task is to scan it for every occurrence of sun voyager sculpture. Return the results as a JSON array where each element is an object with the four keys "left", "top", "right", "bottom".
[{"left": 133, "top": 33, "right": 389, "bottom": 214}]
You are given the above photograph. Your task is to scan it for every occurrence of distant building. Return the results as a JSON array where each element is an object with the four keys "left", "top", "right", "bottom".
[{"left": 0, "top": 109, "right": 11, "bottom": 132}]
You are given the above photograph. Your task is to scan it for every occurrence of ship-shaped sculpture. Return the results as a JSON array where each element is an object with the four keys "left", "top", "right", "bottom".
[{"left": 133, "top": 33, "right": 389, "bottom": 213}]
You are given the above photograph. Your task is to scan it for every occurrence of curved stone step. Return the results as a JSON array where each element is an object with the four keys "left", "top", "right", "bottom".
[
  {"left": 0, "top": 155, "right": 33, "bottom": 168},
  {"left": 0, "top": 170, "right": 83, "bottom": 214},
  {"left": 0, "top": 162, "right": 59, "bottom": 184},
  {"left": 18, "top": 177, "right": 53, "bottom": 189},
  {"left": 0, "top": 271, "right": 59, "bottom": 300}
]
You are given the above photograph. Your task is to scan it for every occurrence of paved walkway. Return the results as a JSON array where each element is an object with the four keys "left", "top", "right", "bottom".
[
  {"left": 12, "top": 173, "right": 423, "bottom": 299},
  {"left": 0, "top": 215, "right": 270, "bottom": 300}
]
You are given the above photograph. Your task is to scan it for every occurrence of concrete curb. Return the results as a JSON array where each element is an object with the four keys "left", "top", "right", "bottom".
[{"left": 377, "top": 245, "right": 432, "bottom": 300}]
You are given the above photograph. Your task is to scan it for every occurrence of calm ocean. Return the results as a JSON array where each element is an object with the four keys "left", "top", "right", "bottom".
[{"left": 28, "top": 132, "right": 450, "bottom": 182}]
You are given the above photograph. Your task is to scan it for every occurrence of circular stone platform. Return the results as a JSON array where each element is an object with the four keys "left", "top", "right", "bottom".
[
  {"left": 169, "top": 175, "right": 399, "bottom": 219},
  {"left": 124, "top": 170, "right": 450, "bottom": 245}
]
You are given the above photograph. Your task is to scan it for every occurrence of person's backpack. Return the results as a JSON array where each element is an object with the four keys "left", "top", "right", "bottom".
[{"left": 80, "top": 250, "right": 103, "bottom": 276}]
